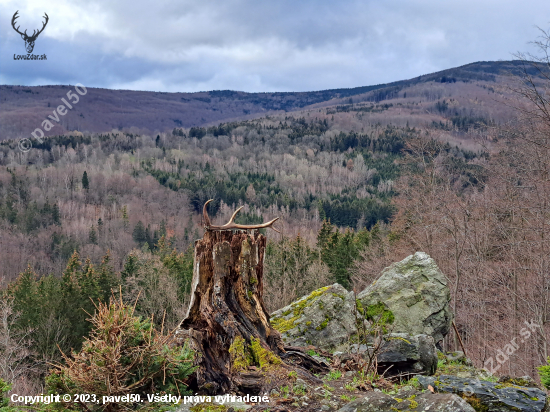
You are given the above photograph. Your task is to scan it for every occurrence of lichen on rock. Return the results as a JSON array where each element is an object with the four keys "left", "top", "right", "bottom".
[
  {"left": 417, "top": 374, "right": 547, "bottom": 412},
  {"left": 270, "top": 252, "right": 454, "bottom": 352},
  {"left": 270, "top": 284, "right": 356, "bottom": 350},
  {"left": 357, "top": 251, "right": 453, "bottom": 346}
]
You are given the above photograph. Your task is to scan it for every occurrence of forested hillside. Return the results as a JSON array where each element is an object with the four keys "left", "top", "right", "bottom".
[
  {"left": 0, "top": 60, "right": 535, "bottom": 140},
  {"left": 2, "top": 57, "right": 550, "bottom": 397},
  {"left": 0, "top": 99, "right": 485, "bottom": 282}
]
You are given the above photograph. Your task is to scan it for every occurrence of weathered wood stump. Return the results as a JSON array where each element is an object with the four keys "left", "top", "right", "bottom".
[{"left": 179, "top": 202, "right": 327, "bottom": 395}]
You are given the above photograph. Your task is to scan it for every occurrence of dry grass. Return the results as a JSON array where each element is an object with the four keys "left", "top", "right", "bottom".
[{"left": 48, "top": 295, "right": 195, "bottom": 411}]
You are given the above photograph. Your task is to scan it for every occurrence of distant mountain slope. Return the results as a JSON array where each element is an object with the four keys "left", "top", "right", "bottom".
[{"left": 0, "top": 60, "right": 540, "bottom": 140}]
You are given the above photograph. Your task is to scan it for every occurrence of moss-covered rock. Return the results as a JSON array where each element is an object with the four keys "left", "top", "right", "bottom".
[
  {"left": 357, "top": 252, "right": 453, "bottom": 346},
  {"left": 270, "top": 252, "right": 454, "bottom": 351},
  {"left": 417, "top": 374, "right": 547, "bottom": 412},
  {"left": 270, "top": 284, "right": 356, "bottom": 350},
  {"left": 497, "top": 375, "right": 539, "bottom": 388},
  {"left": 336, "top": 390, "right": 476, "bottom": 411}
]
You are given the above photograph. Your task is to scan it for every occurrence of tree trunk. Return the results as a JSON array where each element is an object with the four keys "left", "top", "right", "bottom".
[{"left": 178, "top": 230, "right": 325, "bottom": 395}]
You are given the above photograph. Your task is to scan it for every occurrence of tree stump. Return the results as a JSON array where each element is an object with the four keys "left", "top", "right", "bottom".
[{"left": 179, "top": 203, "right": 328, "bottom": 395}]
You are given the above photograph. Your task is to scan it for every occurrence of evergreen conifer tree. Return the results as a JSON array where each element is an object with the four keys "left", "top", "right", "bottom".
[{"left": 82, "top": 171, "right": 89, "bottom": 190}]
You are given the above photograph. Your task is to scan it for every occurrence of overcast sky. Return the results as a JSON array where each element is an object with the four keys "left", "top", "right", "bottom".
[{"left": 1, "top": 0, "right": 549, "bottom": 93}]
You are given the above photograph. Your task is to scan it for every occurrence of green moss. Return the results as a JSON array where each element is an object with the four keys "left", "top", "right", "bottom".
[
  {"left": 250, "top": 337, "right": 281, "bottom": 369},
  {"left": 190, "top": 404, "right": 228, "bottom": 412},
  {"left": 293, "top": 286, "right": 329, "bottom": 314},
  {"left": 229, "top": 336, "right": 252, "bottom": 372},
  {"left": 479, "top": 374, "right": 498, "bottom": 382},
  {"left": 365, "top": 302, "right": 394, "bottom": 325},
  {"left": 306, "top": 321, "right": 312, "bottom": 326},
  {"left": 498, "top": 377, "right": 534, "bottom": 387},
  {"left": 316, "top": 317, "right": 329, "bottom": 331},
  {"left": 271, "top": 315, "right": 300, "bottom": 333},
  {"left": 271, "top": 286, "right": 329, "bottom": 333},
  {"left": 230, "top": 336, "right": 281, "bottom": 372},
  {"left": 435, "top": 360, "right": 479, "bottom": 377},
  {"left": 356, "top": 299, "right": 364, "bottom": 315},
  {"left": 249, "top": 276, "right": 258, "bottom": 285},
  {"left": 407, "top": 395, "right": 418, "bottom": 409},
  {"left": 495, "top": 383, "right": 521, "bottom": 389},
  {"left": 332, "top": 293, "right": 345, "bottom": 300},
  {"left": 461, "top": 394, "right": 489, "bottom": 412}
]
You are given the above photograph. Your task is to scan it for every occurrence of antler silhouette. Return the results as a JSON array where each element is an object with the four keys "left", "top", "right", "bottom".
[
  {"left": 11, "top": 11, "right": 48, "bottom": 40},
  {"left": 32, "top": 12, "right": 49, "bottom": 39},
  {"left": 203, "top": 199, "right": 280, "bottom": 232},
  {"left": 11, "top": 11, "right": 24, "bottom": 36}
]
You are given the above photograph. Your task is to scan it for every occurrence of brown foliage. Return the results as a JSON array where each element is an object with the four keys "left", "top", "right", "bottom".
[
  {"left": 352, "top": 116, "right": 550, "bottom": 379},
  {"left": 50, "top": 297, "right": 195, "bottom": 411}
]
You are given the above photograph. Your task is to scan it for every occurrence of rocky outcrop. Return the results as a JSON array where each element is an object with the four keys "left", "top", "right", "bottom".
[
  {"left": 377, "top": 333, "right": 438, "bottom": 377},
  {"left": 417, "top": 374, "right": 547, "bottom": 412},
  {"left": 334, "top": 333, "right": 439, "bottom": 378},
  {"left": 445, "top": 350, "right": 468, "bottom": 364},
  {"left": 270, "top": 283, "right": 356, "bottom": 350},
  {"left": 337, "top": 390, "right": 476, "bottom": 412},
  {"left": 271, "top": 252, "right": 454, "bottom": 352},
  {"left": 357, "top": 251, "right": 453, "bottom": 346}
]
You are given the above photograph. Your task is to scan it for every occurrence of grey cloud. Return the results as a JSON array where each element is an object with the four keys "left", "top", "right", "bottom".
[{"left": 1, "top": 0, "right": 550, "bottom": 92}]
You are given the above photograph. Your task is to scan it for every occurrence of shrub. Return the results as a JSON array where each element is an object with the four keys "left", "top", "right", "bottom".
[
  {"left": 46, "top": 298, "right": 196, "bottom": 411},
  {"left": 0, "top": 378, "right": 10, "bottom": 408},
  {"left": 537, "top": 358, "right": 550, "bottom": 389}
]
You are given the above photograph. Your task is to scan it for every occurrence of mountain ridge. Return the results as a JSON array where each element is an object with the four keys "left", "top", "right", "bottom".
[{"left": 0, "top": 60, "right": 539, "bottom": 140}]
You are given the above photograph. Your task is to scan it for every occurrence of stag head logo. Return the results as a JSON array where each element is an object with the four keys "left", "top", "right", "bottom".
[{"left": 11, "top": 11, "right": 49, "bottom": 53}]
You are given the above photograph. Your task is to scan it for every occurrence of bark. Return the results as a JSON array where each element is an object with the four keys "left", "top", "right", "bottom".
[{"left": 179, "top": 230, "right": 326, "bottom": 395}]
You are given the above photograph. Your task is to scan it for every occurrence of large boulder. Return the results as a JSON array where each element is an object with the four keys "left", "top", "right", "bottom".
[
  {"left": 357, "top": 251, "right": 453, "bottom": 345},
  {"left": 417, "top": 375, "right": 548, "bottom": 412},
  {"left": 270, "top": 252, "right": 453, "bottom": 352},
  {"left": 376, "top": 333, "right": 438, "bottom": 377},
  {"left": 270, "top": 283, "right": 356, "bottom": 350},
  {"left": 333, "top": 333, "right": 438, "bottom": 378},
  {"left": 337, "top": 390, "right": 476, "bottom": 412}
]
